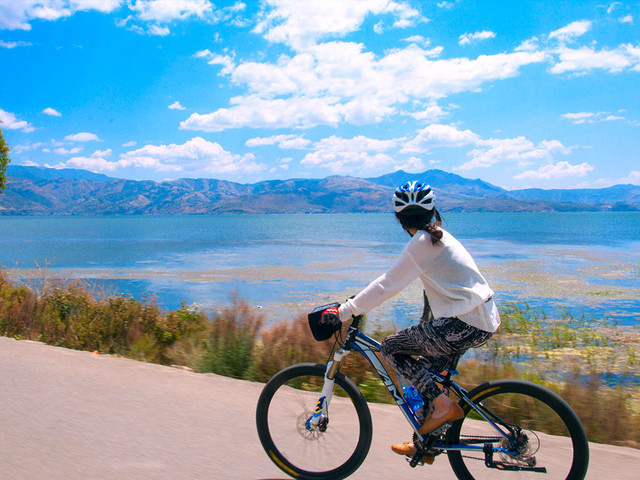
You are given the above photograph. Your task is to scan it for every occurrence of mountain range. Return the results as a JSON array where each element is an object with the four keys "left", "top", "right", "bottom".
[{"left": 1, "top": 165, "right": 639, "bottom": 215}]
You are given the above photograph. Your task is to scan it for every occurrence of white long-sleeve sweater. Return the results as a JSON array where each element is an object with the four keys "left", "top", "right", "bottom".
[{"left": 338, "top": 229, "right": 500, "bottom": 333}]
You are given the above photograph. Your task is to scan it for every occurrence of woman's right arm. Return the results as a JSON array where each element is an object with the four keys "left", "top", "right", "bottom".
[{"left": 338, "top": 250, "right": 422, "bottom": 322}]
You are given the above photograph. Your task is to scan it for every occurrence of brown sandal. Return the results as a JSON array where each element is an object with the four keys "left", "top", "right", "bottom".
[{"left": 390, "top": 441, "right": 435, "bottom": 464}]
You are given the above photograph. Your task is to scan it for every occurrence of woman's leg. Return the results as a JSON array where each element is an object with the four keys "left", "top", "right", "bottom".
[
  {"left": 381, "top": 317, "right": 492, "bottom": 427},
  {"left": 386, "top": 317, "right": 494, "bottom": 458},
  {"left": 380, "top": 323, "right": 445, "bottom": 405}
]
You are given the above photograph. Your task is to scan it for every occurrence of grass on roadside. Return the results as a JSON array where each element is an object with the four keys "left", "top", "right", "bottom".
[{"left": 0, "top": 268, "right": 638, "bottom": 447}]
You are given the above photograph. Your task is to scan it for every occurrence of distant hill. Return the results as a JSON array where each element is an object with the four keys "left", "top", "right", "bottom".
[
  {"left": 367, "top": 170, "right": 505, "bottom": 197},
  {"left": 507, "top": 184, "right": 640, "bottom": 205},
  {"left": 6, "top": 165, "right": 114, "bottom": 182},
  {"left": 0, "top": 165, "right": 638, "bottom": 215}
]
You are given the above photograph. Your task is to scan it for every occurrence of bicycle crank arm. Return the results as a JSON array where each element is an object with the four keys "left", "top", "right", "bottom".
[{"left": 408, "top": 434, "right": 437, "bottom": 468}]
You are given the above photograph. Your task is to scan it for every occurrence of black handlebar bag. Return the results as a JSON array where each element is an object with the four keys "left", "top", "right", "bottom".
[{"left": 308, "top": 302, "right": 341, "bottom": 341}]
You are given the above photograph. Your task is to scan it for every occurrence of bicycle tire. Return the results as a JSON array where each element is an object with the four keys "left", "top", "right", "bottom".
[
  {"left": 256, "top": 363, "right": 373, "bottom": 480},
  {"left": 447, "top": 379, "right": 589, "bottom": 480}
]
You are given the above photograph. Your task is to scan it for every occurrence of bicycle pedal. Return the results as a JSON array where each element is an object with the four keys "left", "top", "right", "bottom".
[
  {"left": 405, "top": 456, "right": 424, "bottom": 466},
  {"left": 405, "top": 454, "right": 435, "bottom": 467}
]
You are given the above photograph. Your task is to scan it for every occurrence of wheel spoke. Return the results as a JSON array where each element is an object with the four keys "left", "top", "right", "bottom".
[
  {"left": 447, "top": 380, "right": 588, "bottom": 480},
  {"left": 256, "top": 363, "right": 372, "bottom": 479}
]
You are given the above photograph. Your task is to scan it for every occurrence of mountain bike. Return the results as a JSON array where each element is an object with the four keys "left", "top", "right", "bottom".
[{"left": 256, "top": 313, "right": 589, "bottom": 480}]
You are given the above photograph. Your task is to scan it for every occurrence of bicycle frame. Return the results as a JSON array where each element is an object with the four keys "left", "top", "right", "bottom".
[{"left": 313, "top": 317, "right": 520, "bottom": 459}]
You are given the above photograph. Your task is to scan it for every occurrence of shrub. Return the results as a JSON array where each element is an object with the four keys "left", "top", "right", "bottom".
[
  {"left": 199, "top": 295, "right": 264, "bottom": 379},
  {"left": 252, "top": 314, "right": 334, "bottom": 382}
]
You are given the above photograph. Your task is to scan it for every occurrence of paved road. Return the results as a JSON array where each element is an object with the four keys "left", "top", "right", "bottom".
[{"left": 1, "top": 337, "right": 639, "bottom": 479}]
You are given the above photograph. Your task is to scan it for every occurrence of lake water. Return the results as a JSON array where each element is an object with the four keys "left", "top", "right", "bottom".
[{"left": 1, "top": 212, "right": 639, "bottom": 329}]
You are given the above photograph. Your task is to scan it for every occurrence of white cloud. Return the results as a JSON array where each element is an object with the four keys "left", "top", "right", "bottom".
[
  {"left": 127, "top": 0, "right": 212, "bottom": 22},
  {"left": 607, "top": 2, "right": 621, "bottom": 15},
  {"left": 0, "top": 1, "right": 230, "bottom": 35},
  {"left": 386, "top": 1, "right": 422, "bottom": 28},
  {"left": 277, "top": 158, "right": 291, "bottom": 170},
  {"left": 514, "top": 161, "right": 594, "bottom": 180},
  {"left": 458, "top": 137, "right": 570, "bottom": 171},
  {"left": 168, "top": 101, "right": 186, "bottom": 110},
  {"left": 548, "top": 20, "right": 592, "bottom": 43},
  {"left": 0, "top": 108, "right": 34, "bottom": 132},
  {"left": 0, "top": 40, "right": 31, "bottom": 48},
  {"left": 411, "top": 104, "right": 449, "bottom": 122},
  {"left": 621, "top": 171, "right": 640, "bottom": 184},
  {"left": 402, "top": 124, "right": 479, "bottom": 153},
  {"left": 228, "top": 42, "right": 375, "bottom": 98},
  {"left": 12, "top": 142, "right": 45, "bottom": 154},
  {"left": 246, "top": 134, "right": 311, "bottom": 149},
  {"left": 118, "top": 137, "right": 265, "bottom": 175},
  {"left": 459, "top": 30, "right": 496, "bottom": 46},
  {"left": 122, "top": 141, "right": 137, "bottom": 147},
  {"left": 64, "top": 132, "right": 101, "bottom": 142},
  {"left": 53, "top": 147, "right": 83, "bottom": 155},
  {"left": 625, "top": 43, "right": 640, "bottom": 71},
  {"left": 254, "top": 0, "right": 425, "bottom": 50},
  {"left": 397, "top": 49, "right": 543, "bottom": 99},
  {"left": 515, "top": 37, "right": 540, "bottom": 52},
  {"left": 56, "top": 138, "right": 265, "bottom": 177},
  {"left": 0, "top": 0, "right": 122, "bottom": 30},
  {"left": 181, "top": 94, "right": 343, "bottom": 131},
  {"left": 148, "top": 24, "right": 170, "bottom": 36},
  {"left": 397, "top": 156, "right": 427, "bottom": 172},
  {"left": 562, "top": 111, "right": 628, "bottom": 124},
  {"left": 49, "top": 149, "right": 114, "bottom": 172},
  {"left": 188, "top": 41, "right": 545, "bottom": 131},
  {"left": 42, "top": 107, "right": 62, "bottom": 116},
  {"left": 620, "top": 14, "right": 634, "bottom": 24},
  {"left": 561, "top": 112, "right": 595, "bottom": 124},
  {"left": 550, "top": 45, "right": 635, "bottom": 74},
  {"left": 300, "top": 135, "right": 397, "bottom": 173},
  {"left": 70, "top": 0, "right": 122, "bottom": 12},
  {"left": 195, "top": 50, "right": 236, "bottom": 73},
  {"left": 402, "top": 35, "right": 432, "bottom": 48},
  {"left": 513, "top": 20, "right": 640, "bottom": 74}
]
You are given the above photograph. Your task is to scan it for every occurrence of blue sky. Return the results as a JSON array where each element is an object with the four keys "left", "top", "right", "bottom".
[{"left": 1, "top": 0, "right": 639, "bottom": 190}]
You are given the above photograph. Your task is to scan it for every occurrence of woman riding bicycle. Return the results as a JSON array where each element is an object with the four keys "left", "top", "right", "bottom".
[{"left": 320, "top": 180, "right": 501, "bottom": 460}]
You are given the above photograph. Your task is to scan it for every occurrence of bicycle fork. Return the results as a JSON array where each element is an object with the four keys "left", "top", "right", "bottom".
[{"left": 308, "top": 348, "right": 350, "bottom": 430}]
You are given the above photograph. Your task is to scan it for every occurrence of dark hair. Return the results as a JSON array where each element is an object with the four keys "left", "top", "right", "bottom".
[{"left": 395, "top": 207, "right": 443, "bottom": 245}]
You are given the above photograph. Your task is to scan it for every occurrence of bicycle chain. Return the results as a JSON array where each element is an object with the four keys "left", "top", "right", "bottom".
[
  {"left": 456, "top": 436, "right": 534, "bottom": 466},
  {"left": 457, "top": 436, "right": 502, "bottom": 462}
]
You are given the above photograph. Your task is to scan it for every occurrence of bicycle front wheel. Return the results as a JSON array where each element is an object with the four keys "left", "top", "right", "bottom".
[
  {"left": 256, "top": 363, "right": 372, "bottom": 480},
  {"left": 447, "top": 379, "right": 589, "bottom": 480}
]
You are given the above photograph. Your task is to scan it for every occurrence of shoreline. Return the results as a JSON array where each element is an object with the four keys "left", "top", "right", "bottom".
[{"left": 5, "top": 248, "right": 639, "bottom": 328}]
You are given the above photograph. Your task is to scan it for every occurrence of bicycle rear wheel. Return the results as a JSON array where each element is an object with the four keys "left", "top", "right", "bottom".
[
  {"left": 256, "top": 363, "right": 372, "bottom": 480},
  {"left": 447, "top": 379, "right": 589, "bottom": 480}
]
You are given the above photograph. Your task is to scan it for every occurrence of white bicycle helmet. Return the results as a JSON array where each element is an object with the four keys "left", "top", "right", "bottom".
[{"left": 392, "top": 181, "right": 435, "bottom": 213}]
